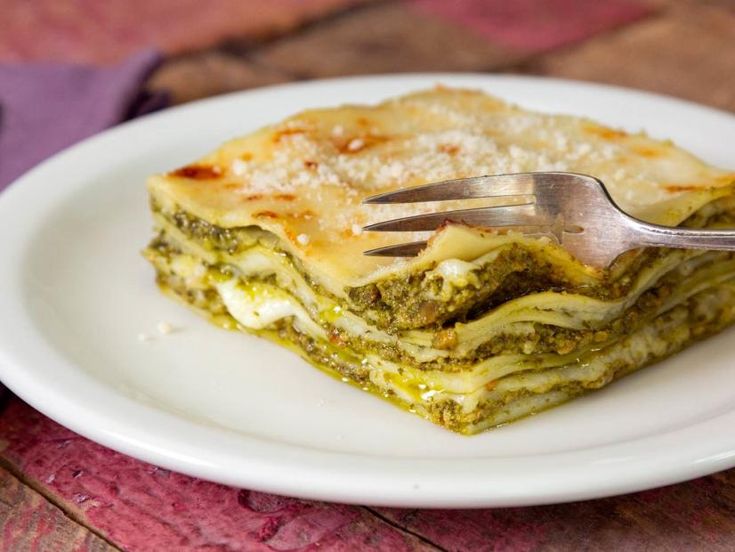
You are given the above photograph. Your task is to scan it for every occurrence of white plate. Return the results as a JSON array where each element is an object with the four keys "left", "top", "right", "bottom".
[{"left": 2, "top": 74, "right": 735, "bottom": 508}]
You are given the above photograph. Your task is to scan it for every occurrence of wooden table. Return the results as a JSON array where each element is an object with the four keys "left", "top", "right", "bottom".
[{"left": 3, "top": 0, "right": 735, "bottom": 549}]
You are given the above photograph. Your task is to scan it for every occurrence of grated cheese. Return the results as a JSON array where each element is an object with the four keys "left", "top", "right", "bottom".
[
  {"left": 157, "top": 321, "right": 174, "bottom": 335},
  {"left": 204, "top": 88, "right": 723, "bottom": 241}
]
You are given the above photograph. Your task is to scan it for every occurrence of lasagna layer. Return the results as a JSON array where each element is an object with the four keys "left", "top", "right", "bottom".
[
  {"left": 144, "top": 87, "right": 735, "bottom": 433},
  {"left": 146, "top": 233, "right": 735, "bottom": 433},
  {"left": 147, "top": 206, "right": 735, "bottom": 367}
]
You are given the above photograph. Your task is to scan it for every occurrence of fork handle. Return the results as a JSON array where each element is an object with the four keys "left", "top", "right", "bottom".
[{"left": 635, "top": 222, "right": 735, "bottom": 252}]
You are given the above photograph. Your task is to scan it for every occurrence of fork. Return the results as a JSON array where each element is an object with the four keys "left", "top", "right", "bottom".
[{"left": 362, "top": 172, "right": 735, "bottom": 268}]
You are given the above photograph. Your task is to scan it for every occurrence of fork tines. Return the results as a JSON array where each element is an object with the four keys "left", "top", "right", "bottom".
[
  {"left": 363, "top": 203, "right": 544, "bottom": 232},
  {"left": 363, "top": 174, "right": 537, "bottom": 204},
  {"left": 362, "top": 173, "right": 546, "bottom": 257}
]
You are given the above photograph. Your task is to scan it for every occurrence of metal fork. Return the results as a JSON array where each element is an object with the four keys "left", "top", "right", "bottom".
[{"left": 362, "top": 172, "right": 735, "bottom": 268}]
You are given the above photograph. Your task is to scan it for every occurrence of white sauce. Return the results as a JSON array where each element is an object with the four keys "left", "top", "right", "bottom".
[{"left": 215, "top": 279, "right": 325, "bottom": 338}]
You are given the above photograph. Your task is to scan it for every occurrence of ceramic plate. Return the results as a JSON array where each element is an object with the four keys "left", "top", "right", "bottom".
[{"left": 2, "top": 75, "right": 735, "bottom": 508}]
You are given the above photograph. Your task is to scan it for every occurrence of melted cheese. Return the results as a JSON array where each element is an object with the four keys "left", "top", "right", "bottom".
[
  {"left": 148, "top": 87, "right": 735, "bottom": 294},
  {"left": 169, "top": 246, "right": 735, "bottom": 395},
  {"left": 215, "top": 279, "right": 325, "bottom": 338},
  {"left": 145, "top": 87, "right": 735, "bottom": 433},
  {"left": 204, "top": 262, "right": 735, "bottom": 412},
  {"left": 161, "top": 229, "right": 735, "bottom": 367}
]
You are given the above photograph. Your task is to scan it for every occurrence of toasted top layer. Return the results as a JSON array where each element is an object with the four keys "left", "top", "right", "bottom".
[{"left": 148, "top": 87, "right": 734, "bottom": 293}]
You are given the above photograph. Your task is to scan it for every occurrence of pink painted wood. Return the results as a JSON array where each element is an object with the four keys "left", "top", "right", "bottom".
[
  {"left": 0, "top": 400, "right": 431, "bottom": 551},
  {"left": 0, "top": 466, "right": 114, "bottom": 551},
  {"left": 3, "top": 397, "right": 735, "bottom": 550},
  {"left": 0, "top": 0, "right": 366, "bottom": 64},
  {"left": 410, "top": 0, "right": 652, "bottom": 51},
  {"left": 3, "top": 0, "right": 735, "bottom": 550}
]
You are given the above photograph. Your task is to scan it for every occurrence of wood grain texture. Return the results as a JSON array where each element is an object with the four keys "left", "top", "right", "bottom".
[
  {"left": 0, "top": 466, "right": 116, "bottom": 552},
  {"left": 253, "top": 2, "right": 521, "bottom": 77},
  {"left": 0, "top": 0, "right": 368, "bottom": 64},
  {"left": 147, "top": 51, "right": 290, "bottom": 104},
  {"left": 5, "top": 392, "right": 735, "bottom": 550},
  {"left": 410, "top": 0, "right": 652, "bottom": 52},
  {"left": 3, "top": 1, "right": 735, "bottom": 550},
  {"left": 0, "top": 399, "right": 437, "bottom": 552},
  {"left": 376, "top": 475, "right": 735, "bottom": 551},
  {"left": 522, "top": 3, "right": 735, "bottom": 112}
]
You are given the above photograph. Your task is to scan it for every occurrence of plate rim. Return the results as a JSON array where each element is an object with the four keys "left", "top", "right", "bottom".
[{"left": 2, "top": 73, "right": 735, "bottom": 507}]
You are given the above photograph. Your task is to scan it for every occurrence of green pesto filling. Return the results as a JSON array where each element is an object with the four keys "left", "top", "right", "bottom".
[
  {"left": 153, "top": 204, "right": 336, "bottom": 298},
  {"left": 155, "top": 201, "right": 257, "bottom": 255},
  {"left": 145, "top": 228, "right": 735, "bottom": 380},
  {"left": 153, "top": 196, "right": 735, "bottom": 333},
  {"left": 348, "top": 245, "right": 571, "bottom": 331},
  {"left": 465, "top": 288, "right": 735, "bottom": 433},
  {"left": 149, "top": 253, "right": 735, "bottom": 434},
  {"left": 324, "top": 284, "right": 735, "bottom": 434},
  {"left": 146, "top": 242, "right": 599, "bottom": 364}
]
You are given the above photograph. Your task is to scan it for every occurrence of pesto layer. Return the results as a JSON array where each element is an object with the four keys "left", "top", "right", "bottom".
[
  {"left": 148, "top": 247, "right": 735, "bottom": 433},
  {"left": 155, "top": 197, "right": 735, "bottom": 332},
  {"left": 146, "top": 230, "right": 735, "bottom": 371}
]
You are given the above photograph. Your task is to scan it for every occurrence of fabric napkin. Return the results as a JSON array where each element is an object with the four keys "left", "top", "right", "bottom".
[
  {"left": 0, "top": 49, "right": 166, "bottom": 191},
  {"left": 0, "top": 50, "right": 167, "bottom": 399}
]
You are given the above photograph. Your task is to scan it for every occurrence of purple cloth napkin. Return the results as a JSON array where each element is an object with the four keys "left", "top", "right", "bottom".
[
  {"left": 0, "top": 50, "right": 166, "bottom": 191},
  {"left": 0, "top": 50, "right": 167, "bottom": 399}
]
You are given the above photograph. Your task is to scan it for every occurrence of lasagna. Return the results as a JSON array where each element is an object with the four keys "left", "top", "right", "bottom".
[{"left": 144, "top": 88, "right": 735, "bottom": 434}]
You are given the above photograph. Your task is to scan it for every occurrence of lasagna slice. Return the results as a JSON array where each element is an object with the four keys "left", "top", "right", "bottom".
[{"left": 144, "top": 88, "right": 735, "bottom": 434}]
